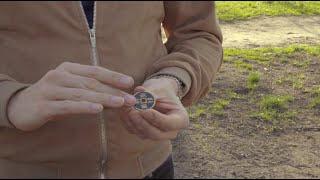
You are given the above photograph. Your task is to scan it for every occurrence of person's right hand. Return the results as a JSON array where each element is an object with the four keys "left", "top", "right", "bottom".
[{"left": 7, "top": 62, "right": 136, "bottom": 131}]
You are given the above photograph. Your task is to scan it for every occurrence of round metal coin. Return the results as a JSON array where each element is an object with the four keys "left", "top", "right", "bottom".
[{"left": 134, "top": 91, "right": 156, "bottom": 111}]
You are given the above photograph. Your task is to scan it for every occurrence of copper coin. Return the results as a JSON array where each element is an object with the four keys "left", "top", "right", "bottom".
[{"left": 134, "top": 91, "right": 155, "bottom": 111}]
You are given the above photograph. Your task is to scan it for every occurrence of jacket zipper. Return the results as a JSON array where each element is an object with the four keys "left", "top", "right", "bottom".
[{"left": 79, "top": 2, "right": 107, "bottom": 179}]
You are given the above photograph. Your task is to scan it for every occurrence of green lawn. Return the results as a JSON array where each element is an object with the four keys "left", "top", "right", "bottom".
[
  {"left": 216, "top": 1, "right": 320, "bottom": 22},
  {"left": 224, "top": 44, "right": 320, "bottom": 65}
]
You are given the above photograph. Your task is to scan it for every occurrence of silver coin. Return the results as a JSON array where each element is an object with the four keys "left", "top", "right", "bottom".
[{"left": 134, "top": 91, "right": 155, "bottom": 111}]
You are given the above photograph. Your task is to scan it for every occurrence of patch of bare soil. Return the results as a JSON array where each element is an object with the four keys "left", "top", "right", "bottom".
[
  {"left": 221, "top": 16, "right": 320, "bottom": 48},
  {"left": 172, "top": 16, "right": 320, "bottom": 178}
]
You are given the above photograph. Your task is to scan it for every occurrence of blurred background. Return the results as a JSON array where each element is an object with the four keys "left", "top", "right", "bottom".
[{"left": 169, "top": 1, "right": 320, "bottom": 178}]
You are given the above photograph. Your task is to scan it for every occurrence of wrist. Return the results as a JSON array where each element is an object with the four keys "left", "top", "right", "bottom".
[
  {"left": 7, "top": 89, "right": 25, "bottom": 128},
  {"left": 146, "top": 74, "right": 184, "bottom": 99},
  {"left": 7, "top": 95, "right": 21, "bottom": 129},
  {"left": 161, "top": 77, "right": 179, "bottom": 95}
]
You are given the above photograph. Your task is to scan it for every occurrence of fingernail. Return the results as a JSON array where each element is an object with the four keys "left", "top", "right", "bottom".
[
  {"left": 124, "top": 95, "right": 136, "bottom": 106},
  {"left": 91, "top": 104, "right": 103, "bottom": 112},
  {"left": 110, "top": 96, "right": 124, "bottom": 105},
  {"left": 119, "top": 77, "right": 133, "bottom": 86}
]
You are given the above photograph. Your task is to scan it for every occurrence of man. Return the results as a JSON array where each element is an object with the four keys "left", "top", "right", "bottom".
[{"left": 0, "top": 1, "right": 222, "bottom": 179}]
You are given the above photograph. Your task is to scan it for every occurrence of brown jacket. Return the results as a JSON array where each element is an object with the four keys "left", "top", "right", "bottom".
[{"left": 0, "top": 1, "right": 223, "bottom": 178}]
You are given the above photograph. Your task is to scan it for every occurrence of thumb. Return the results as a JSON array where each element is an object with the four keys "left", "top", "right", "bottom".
[{"left": 134, "top": 86, "right": 146, "bottom": 94}]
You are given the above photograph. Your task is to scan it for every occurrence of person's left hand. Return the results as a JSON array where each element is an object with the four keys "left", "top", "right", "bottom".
[{"left": 120, "top": 77, "right": 189, "bottom": 141}]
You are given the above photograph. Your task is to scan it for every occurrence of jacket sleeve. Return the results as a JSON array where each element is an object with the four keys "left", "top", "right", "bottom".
[
  {"left": 146, "top": 1, "right": 223, "bottom": 106},
  {"left": 0, "top": 75, "right": 29, "bottom": 128}
]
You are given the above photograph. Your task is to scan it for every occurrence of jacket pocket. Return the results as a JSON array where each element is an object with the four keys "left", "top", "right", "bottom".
[{"left": 0, "top": 158, "right": 60, "bottom": 178}]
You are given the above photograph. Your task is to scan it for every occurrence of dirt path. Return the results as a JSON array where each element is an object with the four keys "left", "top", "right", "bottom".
[
  {"left": 221, "top": 16, "right": 320, "bottom": 48},
  {"left": 172, "top": 16, "right": 320, "bottom": 179}
]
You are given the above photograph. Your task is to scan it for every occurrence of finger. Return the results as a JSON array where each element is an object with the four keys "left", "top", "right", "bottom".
[
  {"left": 120, "top": 108, "right": 140, "bottom": 135},
  {"left": 124, "top": 117, "right": 140, "bottom": 135},
  {"left": 56, "top": 62, "right": 134, "bottom": 89},
  {"left": 134, "top": 86, "right": 146, "bottom": 93},
  {"left": 128, "top": 110, "right": 148, "bottom": 139},
  {"left": 51, "top": 71, "right": 136, "bottom": 106},
  {"left": 129, "top": 110, "right": 178, "bottom": 141},
  {"left": 155, "top": 101, "right": 180, "bottom": 111},
  {"left": 153, "top": 102, "right": 178, "bottom": 114},
  {"left": 47, "top": 101, "right": 103, "bottom": 117},
  {"left": 153, "top": 105, "right": 170, "bottom": 114},
  {"left": 47, "top": 87, "right": 125, "bottom": 108},
  {"left": 156, "top": 97, "right": 179, "bottom": 104},
  {"left": 140, "top": 109, "right": 188, "bottom": 131}
]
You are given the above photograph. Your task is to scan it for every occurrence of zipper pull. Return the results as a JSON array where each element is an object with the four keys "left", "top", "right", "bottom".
[
  {"left": 89, "top": 29, "right": 95, "bottom": 38},
  {"left": 89, "top": 29, "right": 96, "bottom": 48}
]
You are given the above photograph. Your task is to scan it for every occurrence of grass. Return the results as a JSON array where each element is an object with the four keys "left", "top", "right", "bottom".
[
  {"left": 224, "top": 44, "right": 320, "bottom": 66},
  {"left": 292, "top": 74, "right": 306, "bottom": 90},
  {"left": 216, "top": 1, "right": 320, "bottom": 22},
  {"left": 189, "top": 105, "right": 207, "bottom": 119},
  {"left": 189, "top": 99, "right": 231, "bottom": 119},
  {"left": 224, "top": 44, "right": 320, "bottom": 71},
  {"left": 310, "top": 96, "right": 320, "bottom": 109},
  {"left": 276, "top": 73, "right": 307, "bottom": 90},
  {"left": 188, "top": 89, "right": 241, "bottom": 119},
  {"left": 311, "top": 85, "right": 320, "bottom": 96},
  {"left": 247, "top": 71, "right": 261, "bottom": 91},
  {"left": 252, "top": 95, "right": 294, "bottom": 122},
  {"left": 234, "top": 60, "right": 253, "bottom": 71},
  {"left": 209, "top": 99, "right": 230, "bottom": 116},
  {"left": 304, "top": 85, "right": 320, "bottom": 95},
  {"left": 309, "top": 85, "right": 320, "bottom": 108},
  {"left": 226, "top": 89, "right": 243, "bottom": 100},
  {"left": 260, "top": 95, "right": 294, "bottom": 112},
  {"left": 291, "top": 59, "right": 311, "bottom": 68},
  {"left": 190, "top": 42, "right": 319, "bottom": 132},
  {"left": 222, "top": 44, "right": 319, "bottom": 132},
  {"left": 205, "top": 44, "right": 319, "bottom": 123}
]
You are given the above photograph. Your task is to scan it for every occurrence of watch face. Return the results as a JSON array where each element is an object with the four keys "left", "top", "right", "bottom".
[{"left": 134, "top": 91, "right": 155, "bottom": 111}]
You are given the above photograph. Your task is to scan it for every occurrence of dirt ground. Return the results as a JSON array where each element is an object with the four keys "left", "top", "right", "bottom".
[
  {"left": 221, "top": 16, "right": 320, "bottom": 48},
  {"left": 172, "top": 16, "right": 320, "bottom": 179}
]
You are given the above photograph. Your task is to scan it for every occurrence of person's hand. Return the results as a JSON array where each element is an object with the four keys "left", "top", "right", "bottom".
[
  {"left": 7, "top": 62, "right": 136, "bottom": 131},
  {"left": 121, "top": 77, "right": 189, "bottom": 141}
]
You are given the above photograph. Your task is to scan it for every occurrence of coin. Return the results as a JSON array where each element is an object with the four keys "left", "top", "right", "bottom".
[{"left": 134, "top": 91, "right": 155, "bottom": 111}]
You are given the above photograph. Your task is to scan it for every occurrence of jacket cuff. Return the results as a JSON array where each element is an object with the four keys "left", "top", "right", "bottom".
[
  {"left": 0, "top": 81, "right": 30, "bottom": 128},
  {"left": 146, "top": 67, "right": 192, "bottom": 98}
]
